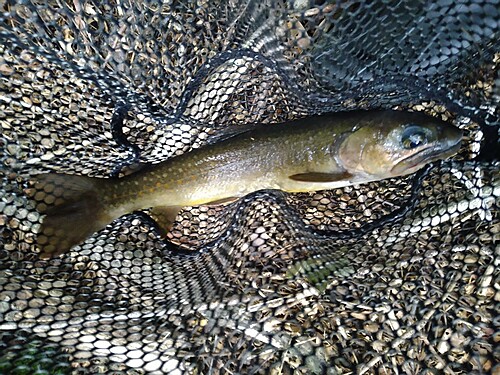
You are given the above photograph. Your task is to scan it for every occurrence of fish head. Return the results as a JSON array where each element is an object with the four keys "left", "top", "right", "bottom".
[{"left": 338, "top": 111, "right": 463, "bottom": 178}]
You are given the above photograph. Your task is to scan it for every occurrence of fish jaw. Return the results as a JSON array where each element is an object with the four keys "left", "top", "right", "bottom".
[{"left": 390, "top": 137, "right": 462, "bottom": 176}]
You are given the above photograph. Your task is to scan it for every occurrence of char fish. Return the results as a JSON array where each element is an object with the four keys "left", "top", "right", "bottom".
[{"left": 28, "top": 110, "right": 462, "bottom": 258}]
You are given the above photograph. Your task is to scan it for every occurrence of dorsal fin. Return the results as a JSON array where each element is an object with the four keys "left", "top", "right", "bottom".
[{"left": 205, "top": 123, "right": 268, "bottom": 144}]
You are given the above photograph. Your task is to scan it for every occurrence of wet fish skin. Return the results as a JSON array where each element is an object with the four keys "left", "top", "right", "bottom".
[{"left": 29, "top": 110, "right": 462, "bottom": 258}]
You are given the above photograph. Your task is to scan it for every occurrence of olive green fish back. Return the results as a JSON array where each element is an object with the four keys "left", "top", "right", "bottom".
[{"left": 0, "top": 1, "right": 498, "bottom": 374}]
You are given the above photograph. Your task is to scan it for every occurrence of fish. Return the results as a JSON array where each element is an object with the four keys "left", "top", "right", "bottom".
[{"left": 27, "top": 110, "right": 462, "bottom": 258}]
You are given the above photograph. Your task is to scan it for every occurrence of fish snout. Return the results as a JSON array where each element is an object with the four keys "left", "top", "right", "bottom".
[{"left": 436, "top": 123, "right": 463, "bottom": 150}]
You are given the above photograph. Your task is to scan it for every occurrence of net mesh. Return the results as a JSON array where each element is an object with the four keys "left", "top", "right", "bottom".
[{"left": 0, "top": 0, "right": 499, "bottom": 374}]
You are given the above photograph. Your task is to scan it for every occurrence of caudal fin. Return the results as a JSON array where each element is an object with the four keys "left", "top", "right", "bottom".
[{"left": 27, "top": 173, "right": 110, "bottom": 258}]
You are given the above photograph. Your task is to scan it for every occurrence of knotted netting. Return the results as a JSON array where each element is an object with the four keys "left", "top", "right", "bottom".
[{"left": 0, "top": 0, "right": 498, "bottom": 374}]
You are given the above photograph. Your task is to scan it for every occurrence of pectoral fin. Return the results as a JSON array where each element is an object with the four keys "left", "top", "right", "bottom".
[
  {"left": 289, "top": 171, "right": 353, "bottom": 182},
  {"left": 148, "top": 206, "right": 182, "bottom": 237}
]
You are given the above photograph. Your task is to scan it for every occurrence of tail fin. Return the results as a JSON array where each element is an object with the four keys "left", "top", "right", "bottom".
[{"left": 27, "top": 173, "right": 110, "bottom": 258}]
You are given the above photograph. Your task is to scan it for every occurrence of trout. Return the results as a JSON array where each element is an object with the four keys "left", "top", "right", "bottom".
[{"left": 29, "top": 110, "right": 462, "bottom": 258}]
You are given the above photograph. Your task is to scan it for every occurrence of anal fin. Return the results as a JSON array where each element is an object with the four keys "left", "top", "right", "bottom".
[
  {"left": 148, "top": 206, "right": 182, "bottom": 237},
  {"left": 206, "top": 196, "right": 239, "bottom": 205}
]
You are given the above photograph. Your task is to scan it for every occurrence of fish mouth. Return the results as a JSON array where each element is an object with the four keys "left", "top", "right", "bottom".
[{"left": 391, "top": 140, "right": 461, "bottom": 175}]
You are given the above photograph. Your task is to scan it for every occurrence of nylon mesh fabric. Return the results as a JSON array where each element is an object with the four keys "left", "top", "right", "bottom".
[{"left": 0, "top": 1, "right": 498, "bottom": 374}]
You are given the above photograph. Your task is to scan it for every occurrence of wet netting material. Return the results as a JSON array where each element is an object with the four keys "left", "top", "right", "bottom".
[{"left": 0, "top": 0, "right": 499, "bottom": 374}]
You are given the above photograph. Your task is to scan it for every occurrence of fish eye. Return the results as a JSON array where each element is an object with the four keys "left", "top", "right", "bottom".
[{"left": 401, "top": 125, "right": 429, "bottom": 149}]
